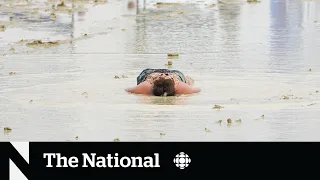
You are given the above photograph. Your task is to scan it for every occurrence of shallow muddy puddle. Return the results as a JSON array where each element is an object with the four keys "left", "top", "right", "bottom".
[{"left": 0, "top": 0, "right": 320, "bottom": 141}]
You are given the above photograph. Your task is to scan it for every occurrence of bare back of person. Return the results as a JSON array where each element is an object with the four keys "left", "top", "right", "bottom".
[{"left": 125, "top": 68, "right": 200, "bottom": 96}]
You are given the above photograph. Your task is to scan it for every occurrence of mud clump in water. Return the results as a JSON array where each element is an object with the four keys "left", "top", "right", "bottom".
[
  {"left": 227, "top": 118, "right": 232, "bottom": 124},
  {"left": 57, "top": 1, "right": 67, "bottom": 8},
  {"left": 167, "top": 53, "right": 179, "bottom": 57},
  {"left": 0, "top": 25, "right": 6, "bottom": 32},
  {"left": 160, "top": 133, "right": 166, "bottom": 136},
  {"left": 155, "top": 2, "right": 182, "bottom": 7},
  {"left": 113, "top": 138, "right": 120, "bottom": 142},
  {"left": 167, "top": 61, "right": 173, "bottom": 66},
  {"left": 82, "top": 92, "right": 88, "bottom": 98},
  {"left": 114, "top": 75, "right": 120, "bottom": 79},
  {"left": 247, "top": 0, "right": 260, "bottom": 3},
  {"left": 4, "top": 127, "right": 12, "bottom": 134},
  {"left": 50, "top": 13, "right": 57, "bottom": 20},
  {"left": 9, "top": 72, "right": 16, "bottom": 76},
  {"left": 206, "top": 4, "right": 216, "bottom": 8},
  {"left": 94, "top": 0, "right": 108, "bottom": 3},
  {"left": 26, "top": 40, "right": 60, "bottom": 48},
  {"left": 216, "top": 120, "right": 222, "bottom": 124},
  {"left": 212, "top": 104, "right": 224, "bottom": 110}
]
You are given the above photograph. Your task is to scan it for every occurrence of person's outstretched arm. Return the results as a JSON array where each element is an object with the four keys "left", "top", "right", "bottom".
[
  {"left": 175, "top": 82, "right": 201, "bottom": 94},
  {"left": 125, "top": 81, "right": 152, "bottom": 95}
]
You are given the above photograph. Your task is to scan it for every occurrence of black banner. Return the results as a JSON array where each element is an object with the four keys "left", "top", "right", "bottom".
[{"left": 0, "top": 142, "right": 319, "bottom": 179}]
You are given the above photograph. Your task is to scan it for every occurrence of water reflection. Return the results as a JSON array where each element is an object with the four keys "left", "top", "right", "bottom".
[
  {"left": 216, "top": 3, "right": 242, "bottom": 73},
  {"left": 138, "top": 95, "right": 188, "bottom": 105},
  {"left": 268, "top": 0, "right": 304, "bottom": 74}
]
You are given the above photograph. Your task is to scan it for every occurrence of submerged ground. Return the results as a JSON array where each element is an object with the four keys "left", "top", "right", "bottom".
[{"left": 0, "top": 0, "right": 319, "bottom": 141}]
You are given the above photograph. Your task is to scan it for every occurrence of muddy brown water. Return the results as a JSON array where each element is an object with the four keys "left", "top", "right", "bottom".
[{"left": 0, "top": 0, "right": 319, "bottom": 141}]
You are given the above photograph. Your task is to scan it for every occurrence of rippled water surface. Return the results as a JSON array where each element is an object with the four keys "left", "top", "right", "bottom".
[{"left": 0, "top": 0, "right": 319, "bottom": 141}]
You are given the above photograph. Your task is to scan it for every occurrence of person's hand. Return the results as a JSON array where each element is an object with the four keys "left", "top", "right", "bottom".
[{"left": 125, "top": 88, "right": 132, "bottom": 93}]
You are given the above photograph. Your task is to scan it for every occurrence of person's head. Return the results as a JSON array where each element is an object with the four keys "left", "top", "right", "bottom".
[{"left": 152, "top": 77, "right": 176, "bottom": 96}]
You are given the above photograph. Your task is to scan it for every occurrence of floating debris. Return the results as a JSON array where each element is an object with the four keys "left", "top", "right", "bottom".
[
  {"left": 94, "top": 0, "right": 108, "bottom": 3},
  {"left": 121, "top": 29, "right": 126, "bottom": 32},
  {"left": 114, "top": 75, "right": 120, "bottom": 79},
  {"left": 167, "top": 53, "right": 179, "bottom": 57},
  {"left": 160, "top": 133, "right": 166, "bottom": 136},
  {"left": 316, "top": 90, "right": 318, "bottom": 93},
  {"left": 9, "top": 47, "right": 15, "bottom": 51},
  {"left": 235, "top": 119, "right": 242, "bottom": 123},
  {"left": 206, "top": 4, "right": 216, "bottom": 8},
  {"left": 50, "top": 13, "right": 57, "bottom": 20},
  {"left": 29, "top": 100, "right": 33, "bottom": 103},
  {"left": 212, "top": 104, "right": 224, "bottom": 110},
  {"left": 281, "top": 95, "right": 289, "bottom": 100},
  {"left": 9, "top": 17, "right": 13, "bottom": 21},
  {"left": 261, "top": 114, "right": 264, "bottom": 119},
  {"left": 178, "top": 12, "right": 184, "bottom": 14},
  {"left": 247, "top": 0, "right": 260, "bottom": 3},
  {"left": 309, "top": 68, "right": 312, "bottom": 72},
  {"left": 4, "top": 127, "right": 12, "bottom": 133},
  {"left": 4, "top": 127, "right": 12, "bottom": 131},
  {"left": 57, "top": 1, "right": 67, "bottom": 7},
  {"left": 167, "top": 61, "right": 173, "bottom": 66},
  {"left": 75, "top": 136, "right": 78, "bottom": 140},
  {"left": 84, "top": 33, "right": 88, "bottom": 36},
  {"left": 9, "top": 72, "right": 16, "bottom": 76},
  {"left": 26, "top": 40, "right": 60, "bottom": 47},
  {"left": 113, "top": 138, "right": 120, "bottom": 142},
  {"left": 0, "top": 25, "right": 5, "bottom": 31},
  {"left": 216, "top": 120, "right": 222, "bottom": 124},
  {"left": 121, "top": 75, "right": 128, "bottom": 78},
  {"left": 82, "top": 92, "right": 88, "bottom": 98},
  {"left": 306, "top": 103, "right": 316, "bottom": 106},
  {"left": 205, "top": 128, "right": 211, "bottom": 132},
  {"left": 227, "top": 118, "right": 232, "bottom": 124},
  {"left": 155, "top": 2, "right": 181, "bottom": 7}
]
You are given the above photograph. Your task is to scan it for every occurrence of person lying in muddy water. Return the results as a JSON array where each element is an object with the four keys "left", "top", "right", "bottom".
[{"left": 125, "top": 69, "right": 201, "bottom": 96}]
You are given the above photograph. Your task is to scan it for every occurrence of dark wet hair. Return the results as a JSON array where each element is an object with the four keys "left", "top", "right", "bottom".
[{"left": 152, "top": 77, "right": 176, "bottom": 96}]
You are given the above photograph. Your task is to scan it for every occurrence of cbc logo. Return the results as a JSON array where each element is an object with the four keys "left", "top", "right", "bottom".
[{"left": 173, "top": 152, "right": 191, "bottom": 169}]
